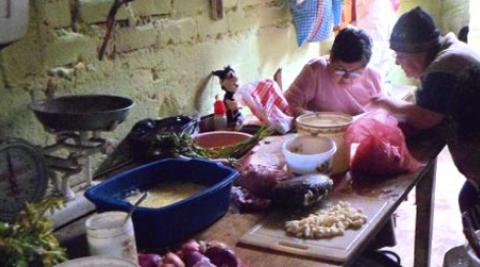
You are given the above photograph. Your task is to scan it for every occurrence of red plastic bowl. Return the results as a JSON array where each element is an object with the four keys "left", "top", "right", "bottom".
[{"left": 193, "top": 131, "right": 252, "bottom": 148}]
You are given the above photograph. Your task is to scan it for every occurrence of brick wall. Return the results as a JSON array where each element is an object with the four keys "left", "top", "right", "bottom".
[{"left": 0, "top": 0, "right": 320, "bottom": 143}]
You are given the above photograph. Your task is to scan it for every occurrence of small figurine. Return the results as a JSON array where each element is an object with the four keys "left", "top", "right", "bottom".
[{"left": 212, "top": 66, "right": 243, "bottom": 129}]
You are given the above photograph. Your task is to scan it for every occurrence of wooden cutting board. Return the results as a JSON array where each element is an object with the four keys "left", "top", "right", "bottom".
[{"left": 239, "top": 194, "right": 389, "bottom": 263}]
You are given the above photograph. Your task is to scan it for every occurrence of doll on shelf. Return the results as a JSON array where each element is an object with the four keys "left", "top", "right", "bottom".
[{"left": 212, "top": 66, "right": 244, "bottom": 129}]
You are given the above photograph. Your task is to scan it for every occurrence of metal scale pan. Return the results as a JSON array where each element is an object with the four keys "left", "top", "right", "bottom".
[{"left": 29, "top": 94, "right": 135, "bottom": 132}]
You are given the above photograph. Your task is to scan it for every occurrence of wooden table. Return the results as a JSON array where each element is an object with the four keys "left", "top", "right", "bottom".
[
  {"left": 54, "top": 131, "right": 445, "bottom": 266},
  {"left": 197, "top": 132, "right": 445, "bottom": 267}
]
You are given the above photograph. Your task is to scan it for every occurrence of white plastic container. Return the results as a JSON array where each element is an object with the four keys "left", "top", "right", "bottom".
[
  {"left": 85, "top": 211, "right": 138, "bottom": 264},
  {"left": 296, "top": 112, "right": 352, "bottom": 175},
  {"left": 282, "top": 135, "right": 337, "bottom": 175},
  {"left": 53, "top": 256, "right": 137, "bottom": 267},
  {"left": 213, "top": 97, "right": 228, "bottom": 130}
]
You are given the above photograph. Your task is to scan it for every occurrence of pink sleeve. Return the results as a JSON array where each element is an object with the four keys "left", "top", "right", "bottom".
[
  {"left": 284, "top": 64, "right": 317, "bottom": 116},
  {"left": 364, "top": 68, "right": 386, "bottom": 112},
  {"left": 370, "top": 68, "right": 385, "bottom": 96}
]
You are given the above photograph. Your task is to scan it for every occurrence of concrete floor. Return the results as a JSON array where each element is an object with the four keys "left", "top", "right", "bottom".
[{"left": 391, "top": 147, "right": 466, "bottom": 267}]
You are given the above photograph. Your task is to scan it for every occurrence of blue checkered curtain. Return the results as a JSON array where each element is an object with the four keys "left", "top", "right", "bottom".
[
  {"left": 289, "top": 0, "right": 342, "bottom": 46},
  {"left": 332, "top": 0, "right": 344, "bottom": 26}
]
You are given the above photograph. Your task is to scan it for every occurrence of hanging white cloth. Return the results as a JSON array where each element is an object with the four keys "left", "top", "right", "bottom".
[{"left": 353, "top": 0, "right": 397, "bottom": 79}]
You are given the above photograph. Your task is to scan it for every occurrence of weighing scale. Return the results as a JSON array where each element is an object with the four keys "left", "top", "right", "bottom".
[{"left": 0, "top": 138, "right": 48, "bottom": 222}]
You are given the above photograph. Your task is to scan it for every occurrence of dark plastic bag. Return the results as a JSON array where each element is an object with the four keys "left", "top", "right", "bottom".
[
  {"left": 345, "top": 111, "right": 423, "bottom": 180},
  {"left": 95, "top": 115, "right": 199, "bottom": 177},
  {"left": 128, "top": 116, "right": 198, "bottom": 159},
  {"left": 353, "top": 250, "right": 402, "bottom": 267}
]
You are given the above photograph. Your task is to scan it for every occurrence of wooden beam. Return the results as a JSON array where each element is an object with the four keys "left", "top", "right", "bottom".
[{"left": 210, "top": 0, "right": 223, "bottom": 20}]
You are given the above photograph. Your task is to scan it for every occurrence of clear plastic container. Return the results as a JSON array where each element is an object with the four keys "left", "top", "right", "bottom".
[{"left": 85, "top": 211, "right": 138, "bottom": 264}]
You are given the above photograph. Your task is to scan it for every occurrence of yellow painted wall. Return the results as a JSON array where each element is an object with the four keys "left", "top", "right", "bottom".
[
  {"left": 1, "top": 0, "right": 476, "bottom": 143},
  {"left": 0, "top": 0, "right": 320, "bottom": 145},
  {"left": 469, "top": 0, "right": 480, "bottom": 48}
]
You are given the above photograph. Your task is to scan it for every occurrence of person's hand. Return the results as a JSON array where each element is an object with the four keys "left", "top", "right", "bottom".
[{"left": 369, "top": 95, "right": 398, "bottom": 113}]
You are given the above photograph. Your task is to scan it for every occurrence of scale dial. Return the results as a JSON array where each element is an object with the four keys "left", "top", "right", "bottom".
[{"left": 0, "top": 138, "right": 48, "bottom": 222}]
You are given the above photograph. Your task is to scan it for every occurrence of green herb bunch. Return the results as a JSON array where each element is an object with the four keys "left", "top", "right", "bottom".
[
  {"left": 147, "top": 126, "right": 275, "bottom": 160},
  {"left": 0, "top": 198, "right": 67, "bottom": 267},
  {"left": 147, "top": 131, "right": 204, "bottom": 158}
]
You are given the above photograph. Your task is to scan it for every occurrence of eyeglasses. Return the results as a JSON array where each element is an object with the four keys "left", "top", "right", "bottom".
[{"left": 332, "top": 66, "right": 365, "bottom": 78}]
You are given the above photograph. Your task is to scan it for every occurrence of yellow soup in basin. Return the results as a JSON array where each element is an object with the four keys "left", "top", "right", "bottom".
[{"left": 126, "top": 182, "right": 206, "bottom": 208}]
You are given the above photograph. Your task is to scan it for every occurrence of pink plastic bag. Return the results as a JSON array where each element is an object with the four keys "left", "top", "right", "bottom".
[
  {"left": 236, "top": 79, "right": 293, "bottom": 134},
  {"left": 345, "top": 111, "right": 423, "bottom": 179}
]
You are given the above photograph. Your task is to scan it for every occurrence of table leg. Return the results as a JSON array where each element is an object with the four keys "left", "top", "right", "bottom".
[{"left": 414, "top": 159, "right": 437, "bottom": 267}]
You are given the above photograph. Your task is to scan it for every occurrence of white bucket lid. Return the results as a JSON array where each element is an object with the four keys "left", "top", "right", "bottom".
[
  {"left": 53, "top": 256, "right": 137, "bottom": 267},
  {"left": 296, "top": 112, "right": 352, "bottom": 129}
]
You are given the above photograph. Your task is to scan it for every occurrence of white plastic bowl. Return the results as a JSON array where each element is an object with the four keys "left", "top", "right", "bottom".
[
  {"left": 53, "top": 256, "right": 137, "bottom": 267},
  {"left": 282, "top": 135, "right": 337, "bottom": 175}
]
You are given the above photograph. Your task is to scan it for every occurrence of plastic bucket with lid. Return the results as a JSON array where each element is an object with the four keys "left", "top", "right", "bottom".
[
  {"left": 296, "top": 112, "right": 353, "bottom": 175},
  {"left": 85, "top": 211, "right": 138, "bottom": 264}
]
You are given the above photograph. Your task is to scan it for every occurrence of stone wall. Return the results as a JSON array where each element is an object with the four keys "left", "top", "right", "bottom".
[{"left": 0, "top": 0, "right": 320, "bottom": 144}]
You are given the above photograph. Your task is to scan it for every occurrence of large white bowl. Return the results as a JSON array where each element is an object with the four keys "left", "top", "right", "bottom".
[
  {"left": 53, "top": 256, "right": 137, "bottom": 267},
  {"left": 282, "top": 135, "right": 337, "bottom": 175}
]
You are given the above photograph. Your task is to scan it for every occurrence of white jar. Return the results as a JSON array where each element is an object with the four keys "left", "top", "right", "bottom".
[{"left": 85, "top": 211, "right": 138, "bottom": 264}]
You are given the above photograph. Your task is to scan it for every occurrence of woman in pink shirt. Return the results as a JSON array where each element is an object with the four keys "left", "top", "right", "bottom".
[{"left": 285, "top": 27, "right": 384, "bottom": 116}]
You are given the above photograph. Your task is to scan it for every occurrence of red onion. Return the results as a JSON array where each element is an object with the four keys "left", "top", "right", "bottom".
[
  {"left": 204, "top": 246, "right": 239, "bottom": 267},
  {"left": 138, "top": 253, "right": 162, "bottom": 267}
]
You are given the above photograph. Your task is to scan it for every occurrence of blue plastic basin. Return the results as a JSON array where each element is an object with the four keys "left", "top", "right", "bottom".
[{"left": 85, "top": 158, "right": 238, "bottom": 249}]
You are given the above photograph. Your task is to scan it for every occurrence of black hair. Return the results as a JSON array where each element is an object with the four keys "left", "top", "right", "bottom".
[
  {"left": 330, "top": 27, "right": 372, "bottom": 64},
  {"left": 451, "top": 65, "right": 480, "bottom": 140},
  {"left": 212, "top": 66, "right": 235, "bottom": 80},
  {"left": 458, "top": 26, "right": 469, "bottom": 43}
]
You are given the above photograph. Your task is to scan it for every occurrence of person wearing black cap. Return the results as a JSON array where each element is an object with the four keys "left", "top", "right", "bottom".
[
  {"left": 370, "top": 6, "right": 480, "bottom": 249},
  {"left": 373, "top": 6, "right": 480, "bottom": 128}
]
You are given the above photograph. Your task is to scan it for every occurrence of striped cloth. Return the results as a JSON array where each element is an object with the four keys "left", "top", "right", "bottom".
[
  {"left": 289, "top": 0, "right": 342, "bottom": 46},
  {"left": 250, "top": 79, "right": 291, "bottom": 116}
]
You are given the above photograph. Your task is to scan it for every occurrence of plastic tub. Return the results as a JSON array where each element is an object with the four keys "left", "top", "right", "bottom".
[
  {"left": 85, "top": 158, "right": 238, "bottom": 249},
  {"left": 282, "top": 135, "right": 336, "bottom": 175},
  {"left": 85, "top": 211, "right": 137, "bottom": 263},
  {"left": 296, "top": 112, "right": 352, "bottom": 175}
]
